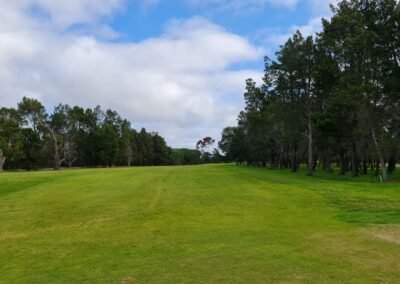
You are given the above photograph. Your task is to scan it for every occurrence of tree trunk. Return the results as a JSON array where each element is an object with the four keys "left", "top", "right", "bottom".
[
  {"left": 371, "top": 126, "right": 389, "bottom": 182},
  {"left": 291, "top": 146, "right": 298, "bottom": 172},
  {"left": 0, "top": 149, "right": 5, "bottom": 172},
  {"left": 375, "top": 160, "right": 380, "bottom": 177},
  {"left": 279, "top": 149, "right": 285, "bottom": 169},
  {"left": 325, "top": 156, "right": 332, "bottom": 173},
  {"left": 351, "top": 142, "right": 359, "bottom": 177},
  {"left": 42, "top": 122, "right": 62, "bottom": 171},
  {"left": 362, "top": 159, "right": 368, "bottom": 175},
  {"left": 388, "top": 151, "right": 397, "bottom": 174},
  {"left": 307, "top": 115, "right": 313, "bottom": 176},
  {"left": 53, "top": 134, "right": 61, "bottom": 170},
  {"left": 340, "top": 152, "right": 347, "bottom": 175},
  {"left": 68, "top": 158, "right": 77, "bottom": 168},
  {"left": 313, "top": 157, "right": 318, "bottom": 171}
]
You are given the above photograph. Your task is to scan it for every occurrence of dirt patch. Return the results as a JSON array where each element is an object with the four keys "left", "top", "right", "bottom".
[
  {"left": 119, "top": 276, "right": 136, "bottom": 283},
  {"left": 0, "top": 232, "right": 28, "bottom": 241},
  {"left": 361, "top": 225, "right": 400, "bottom": 245},
  {"left": 148, "top": 186, "right": 162, "bottom": 209}
]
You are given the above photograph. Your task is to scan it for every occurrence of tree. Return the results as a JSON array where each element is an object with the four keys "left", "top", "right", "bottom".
[
  {"left": 136, "top": 128, "right": 154, "bottom": 166},
  {"left": 51, "top": 104, "right": 79, "bottom": 168},
  {"left": 0, "top": 108, "right": 22, "bottom": 172},
  {"left": 219, "top": 126, "right": 248, "bottom": 164},
  {"left": 97, "top": 122, "right": 119, "bottom": 167},
  {"left": 218, "top": 0, "right": 399, "bottom": 181},
  {"left": 152, "top": 133, "right": 171, "bottom": 166},
  {"left": 18, "top": 97, "right": 64, "bottom": 170},
  {"left": 196, "top": 137, "right": 215, "bottom": 162},
  {"left": 120, "top": 120, "right": 134, "bottom": 166},
  {"left": 319, "top": 0, "right": 400, "bottom": 181},
  {"left": 1, "top": 98, "right": 178, "bottom": 171}
]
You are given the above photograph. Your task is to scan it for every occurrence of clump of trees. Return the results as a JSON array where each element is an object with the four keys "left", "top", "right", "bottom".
[
  {"left": 219, "top": 0, "right": 400, "bottom": 182},
  {"left": 0, "top": 97, "right": 200, "bottom": 171}
]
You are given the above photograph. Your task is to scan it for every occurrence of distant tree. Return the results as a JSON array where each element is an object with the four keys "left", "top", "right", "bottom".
[
  {"left": 152, "top": 133, "right": 171, "bottom": 166},
  {"left": 171, "top": 149, "right": 202, "bottom": 165},
  {"left": 18, "top": 97, "right": 64, "bottom": 170},
  {"left": 19, "top": 128, "right": 42, "bottom": 171},
  {"left": 98, "top": 122, "right": 119, "bottom": 167},
  {"left": 120, "top": 120, "right": 134, "bottom": 167},
  {"left": 0, "top": 108, "right": 22, "bottom": 171},
  {"left": 136, "top": 128, "right": 154, "bottom": 166},
  {"left": 196, "top": 137, "right": 215, "bottom": 162}
]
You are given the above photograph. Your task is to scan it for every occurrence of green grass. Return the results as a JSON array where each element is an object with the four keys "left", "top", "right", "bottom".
[{"left": 0, "top": 164, "right": 399, "bottom": 283}]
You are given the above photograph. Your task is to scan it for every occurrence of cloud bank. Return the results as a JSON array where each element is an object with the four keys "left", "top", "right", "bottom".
[{"left": 0, "top": 1, "right": 263, "bottom": 147}]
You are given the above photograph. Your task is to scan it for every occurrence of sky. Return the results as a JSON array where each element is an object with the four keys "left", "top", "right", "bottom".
[{"left": 0, "top": 0, "right": 335, "bottom": 148}]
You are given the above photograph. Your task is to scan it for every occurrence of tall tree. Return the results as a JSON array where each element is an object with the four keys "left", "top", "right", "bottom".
[{"left": 18, "top": 97, "right": 64, "bottom": 170}]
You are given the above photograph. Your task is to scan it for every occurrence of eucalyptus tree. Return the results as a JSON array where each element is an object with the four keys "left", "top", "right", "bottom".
[
  {"left": 119, "top": 120, "right": 134, "bottom": 166},
  {"left": 196, "top": 136, "right": 215, "bottom": 162},
  {"left": 18, "top": 97, "right": 65, "bottom": 170}
]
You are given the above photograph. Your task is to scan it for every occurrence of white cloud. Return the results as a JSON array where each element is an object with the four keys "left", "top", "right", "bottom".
[
  {"left": 293, "top": 16, "right": 324, "bottom": 37},
  {"left": 252, "top": 16, "right": 323, "bottom": 58},
  {"left": 188, "top": 0, "right": 298, "bottom": 11},
  {"left": 308, "top": 0, "right": 337, "bottom": 16},
  {"left": 1, "top": 0, "right": 123, "bottom": 29},
  {"left": 252, "top": 0, "right": 337, "bottom": 57},
  {"left": 0, "top": 2, "right": 262, "bottom": 148}
]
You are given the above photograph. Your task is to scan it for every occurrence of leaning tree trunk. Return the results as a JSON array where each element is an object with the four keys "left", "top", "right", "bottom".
[
  {"left": 371, "top": 127, "right": 389, "bottom": 182},
  {"left": 0, "top": 149, "right": 5, "bottom": 172},
  {"left": 68, "top": 158, "right": 77, "bottom": 168},
  {"left": 40, "top": 121, "right": 63, "bottom": 171}
]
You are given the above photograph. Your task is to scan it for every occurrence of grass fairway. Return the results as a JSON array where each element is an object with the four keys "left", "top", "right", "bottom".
[{"left": 0, "top": 165, "right": 400, "bottom": 283}]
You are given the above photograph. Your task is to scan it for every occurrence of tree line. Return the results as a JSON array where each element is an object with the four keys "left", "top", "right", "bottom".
[
  {"left": 0, "top": 97, "right": 204, "bottom": 171},
  {"left": 219, "top": 0, "right": 400, "bottom": 182}
]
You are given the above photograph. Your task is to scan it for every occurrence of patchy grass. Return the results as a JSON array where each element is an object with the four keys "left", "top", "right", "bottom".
[{"left": 0, "top": 164, "right": 399, "bottom": 283}]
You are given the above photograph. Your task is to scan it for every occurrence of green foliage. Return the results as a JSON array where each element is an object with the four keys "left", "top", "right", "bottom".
[
  {"left": 0, "top": 98, "right": 202, "bottom": 170},
  {"left": 220, "top": 0, "right": 400, "bottom": 181},
  {"left": 171, "top": 148, "right": 201, "bottom": 165}
]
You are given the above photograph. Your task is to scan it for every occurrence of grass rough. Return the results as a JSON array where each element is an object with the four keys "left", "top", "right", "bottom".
[{"left": 0, "top": 164, "right": 399, "bottom": 283}]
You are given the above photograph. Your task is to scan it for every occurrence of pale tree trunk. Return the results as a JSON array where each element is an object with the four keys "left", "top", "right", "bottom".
[
  {"left": 51, "top": 129, "right": 61, "bottom": 170},
  {"left": 67, "top": 158, "right": 77, "bottom": 168},
  {"left": 64, "top": 139, "right": 77, "bottom": 168},
  {"left": 371, "top": 126, "right": 389, "bottom": 182},
  {"left": 42, "top": 123, "right": 62, "bottom": 171},
  {"left": 0, "top": 149, "right": 5, "bottom": 172}
]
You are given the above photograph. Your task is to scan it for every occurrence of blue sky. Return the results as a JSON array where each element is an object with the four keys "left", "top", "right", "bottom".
[
  {"left": 112, "top": 1, "right": 309, "bottom": 41},
  {"left": 0, "top": 0, "right": 333, "bottom": 148}
]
